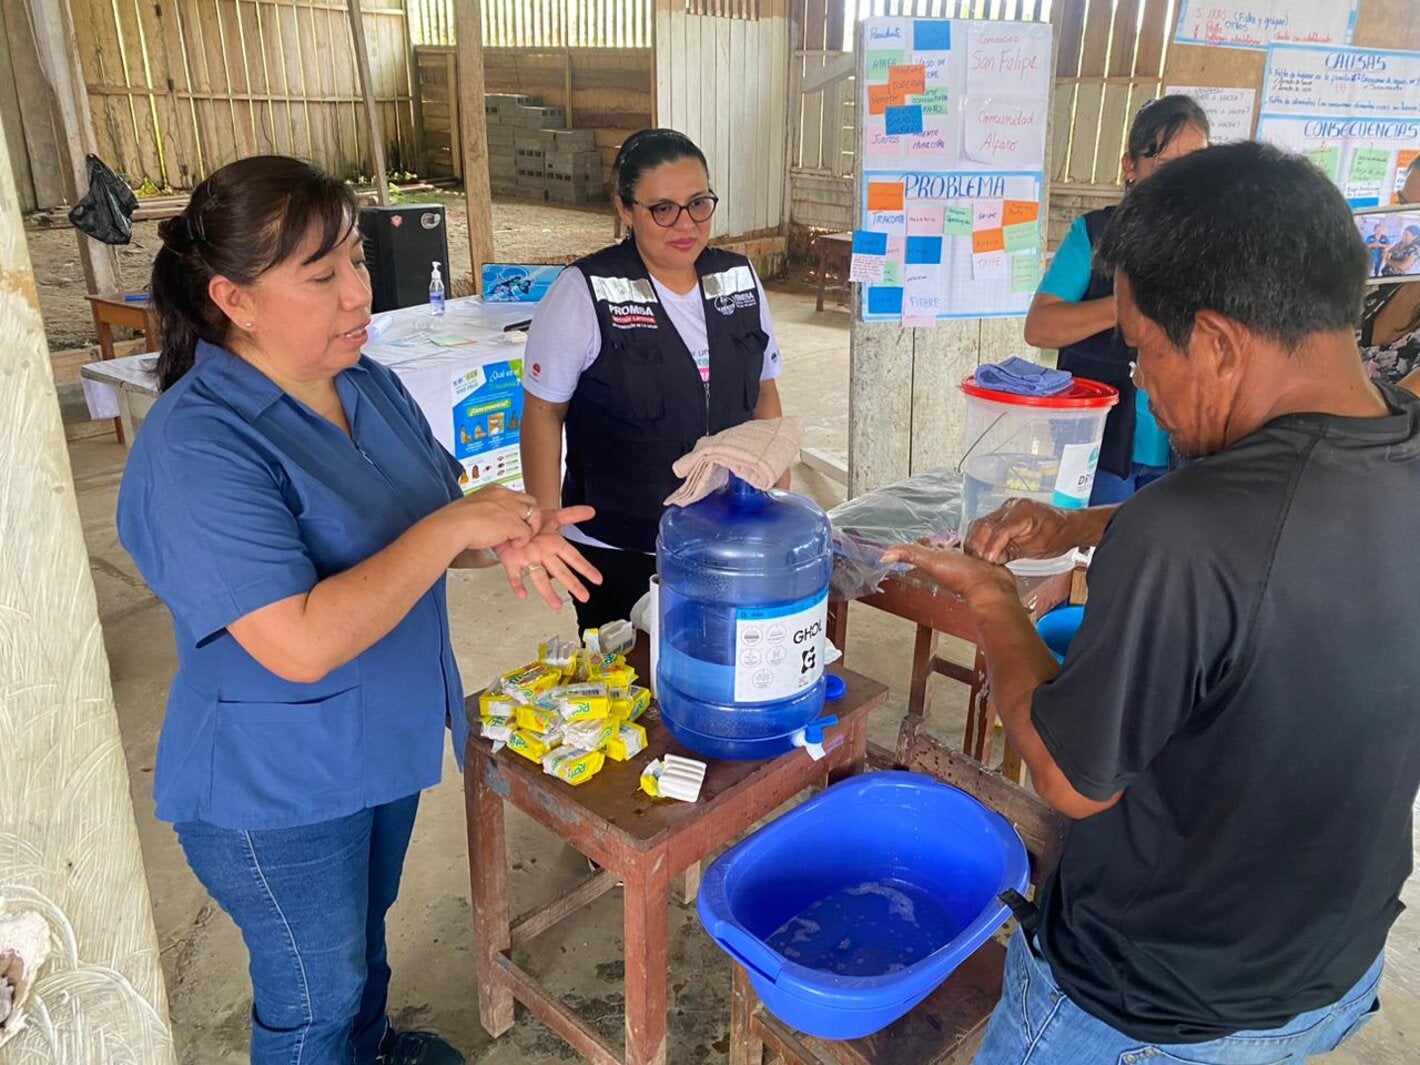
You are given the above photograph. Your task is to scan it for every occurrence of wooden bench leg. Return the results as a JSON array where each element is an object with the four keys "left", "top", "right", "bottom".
[
  {"left": 468, "top": 756, "right": 515, "bottom": 1036},
  {"left": 624, "top": 853, "right": 671, "bottom": 1065},
  {"left": 815, "top": 248, "right": 828, "bottom": 312},
  {"left": 730, "top": 963, "right": 764, "bottom": 1065}
]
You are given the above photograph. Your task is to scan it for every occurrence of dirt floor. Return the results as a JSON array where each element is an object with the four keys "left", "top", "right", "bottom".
[
  {"left": 29, "top": 193, "right": 622, "bottom": 351},
  {"left": 61, "top": 284, "right": 1420, "bottom": 1063}
]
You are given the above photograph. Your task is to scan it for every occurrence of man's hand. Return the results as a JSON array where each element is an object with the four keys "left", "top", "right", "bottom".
[
  {"left": 493, "top": 506, "right": 603, "bottom": 609},
  {"left": 965, "top": 498, "right": 1113, "bottom": 564},
  {"left": 880, "top": 542, "right": 1016, "bottom": 605}
]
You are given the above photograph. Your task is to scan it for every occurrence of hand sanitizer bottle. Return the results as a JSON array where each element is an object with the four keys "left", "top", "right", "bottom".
[{"left": 428, "top": 261, "right": 446, "bottom": 316}]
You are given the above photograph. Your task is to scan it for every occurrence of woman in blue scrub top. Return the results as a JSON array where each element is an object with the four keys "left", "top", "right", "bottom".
[
  {"left": 1024, "top": 96, "right": 1209, "bottom": 503},
  {"left": 118, "top": 156, "right": 599, "bottom": 1065}
]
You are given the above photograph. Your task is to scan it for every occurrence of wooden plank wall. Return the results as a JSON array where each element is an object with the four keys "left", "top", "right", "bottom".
[
  {"left": 415, "top": 43, "right": 653, "bottom": 183},
  {"left": 7, "top": 0, "right": 418, "bottom": 203},
  {"left": 654, "top": 0, "right": 790, "bottom": 240},
  {"left": 410, "top": 0, "right": 655, "bottom": 48}
]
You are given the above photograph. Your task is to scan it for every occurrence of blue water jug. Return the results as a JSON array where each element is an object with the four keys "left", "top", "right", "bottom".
[{"left": 656, "top": 474, "right": 834, "bottom": 760}]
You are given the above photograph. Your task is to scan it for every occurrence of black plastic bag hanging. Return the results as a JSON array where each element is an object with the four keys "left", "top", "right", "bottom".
[{"left": 68, "top": 154, "right": 138, "bottom": 245}]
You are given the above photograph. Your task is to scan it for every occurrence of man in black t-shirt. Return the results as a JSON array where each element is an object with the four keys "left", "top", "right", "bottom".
[{"left": 887, "top": 141, "right": 1419, "bottom": 1063}]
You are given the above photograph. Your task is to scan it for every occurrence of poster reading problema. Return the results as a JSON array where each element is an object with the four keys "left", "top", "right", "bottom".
[
  {"left": 855, "top": 18, "right": 1052, "bottom": 323},
  {"left": 1256, "top": 44, "right": 1420, "bottom": 207}
]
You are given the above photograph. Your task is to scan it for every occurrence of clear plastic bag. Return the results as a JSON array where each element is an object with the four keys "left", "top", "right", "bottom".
[{"left": 827, "top": 468, "right": 964, "bottom": 601}]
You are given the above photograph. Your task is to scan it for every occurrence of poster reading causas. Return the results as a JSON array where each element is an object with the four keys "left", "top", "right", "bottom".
[
  {"left": 1256, "top": 44, "right": 1420, "bottom": 207},
  {"left": 857, "top": 17, "right": 1051, "bottom": 323},
  {"left": 453, "top": 358, "right": 525, "bottom": 492},
  {"left": 1173, "top": 0, "right": 1358, "bottom": 51}
]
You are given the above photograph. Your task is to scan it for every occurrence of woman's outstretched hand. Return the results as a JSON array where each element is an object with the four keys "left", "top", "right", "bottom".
[{"left": 493, "top": 506, "right": 603, "bottom": 609}]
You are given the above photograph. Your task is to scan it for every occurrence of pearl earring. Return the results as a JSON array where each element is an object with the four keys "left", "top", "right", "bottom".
[{"left": 245, "top": 321, "right": 255, "bottom": 329}]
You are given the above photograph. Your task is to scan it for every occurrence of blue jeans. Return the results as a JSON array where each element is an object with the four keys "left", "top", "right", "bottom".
[
  {"left": 1089, "top": 462, "right": 1168, "bottom": 505},
  {"left": 176, "top": 794, "right": 420, "bottom": 1065},
  {"left": 974, "top": 930, "right": 1383, "bottom": 1065}
]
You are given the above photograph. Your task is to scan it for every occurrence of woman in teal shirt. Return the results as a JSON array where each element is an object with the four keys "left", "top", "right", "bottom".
[
  {"left": 1024, "top": 95, "right": 1209, "bottom": 503},
  {"left": 119, "top": 156, "right": 599, "bottom": 1065}
]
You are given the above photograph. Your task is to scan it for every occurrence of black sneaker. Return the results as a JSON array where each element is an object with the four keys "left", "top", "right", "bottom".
[{"left": 376, "top": 1027, "right": 465, "bottom": 1065}]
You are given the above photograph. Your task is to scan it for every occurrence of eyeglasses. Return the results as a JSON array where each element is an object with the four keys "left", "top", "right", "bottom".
[{"left": 634, "top": 194, "right": 719, "bottom": 228}]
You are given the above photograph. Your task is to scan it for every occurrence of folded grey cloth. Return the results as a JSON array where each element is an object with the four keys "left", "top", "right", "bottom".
[{"left": 975, "top": 356, "right": 1073, "bottom": 396}]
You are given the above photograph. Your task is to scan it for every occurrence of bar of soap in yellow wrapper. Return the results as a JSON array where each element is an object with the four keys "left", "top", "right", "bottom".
[
  {"left": 595, "top": 663, "right": 637, "bottom": 690},
  {"left": 553, "top": 682, "right": 611, "bottom": 722},
  {"left": 542, "top": 746, "right": 606, "bottom": 786},
  {"left": 500, "top": 662, "right": 562, "bottom": 703},
  {"left": 479, "top": 691, "right": 519, "bottom": 719},
  {"left": 605, "top": 721, "right": 648, "bottom": 761},
  {"left": 612, "top": 685, "right": 652, "bottom": 723},
  {"left": 515, "top": 702, "right": 562, "bottom": 735},
  {"left": 562, "top": 713, "right": 617, "bottom": 752},
  {"left": 507, "top": 727, "right": 562, "bottom": 763},
  {"left": 480, "top": 719, "right": 514, "bottom": 744}
]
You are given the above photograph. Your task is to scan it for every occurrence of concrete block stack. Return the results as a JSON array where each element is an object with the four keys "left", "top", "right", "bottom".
[{"left": 483, "top": 92, "right": 603, "bottom": 204}]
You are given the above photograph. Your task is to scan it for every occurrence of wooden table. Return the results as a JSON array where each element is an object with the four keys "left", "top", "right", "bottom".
[
  {"left": 828, "top": 569, "right": 1073, "bottom": 780},
  {"left": 812, "top": 231, "right": 853, "bottom": 312},
  {"left": 464, "top": 661, "right": 888, "bottom": 1065},
  {"left": 86, "top": 293, "right": 161, "bottom": 444}
]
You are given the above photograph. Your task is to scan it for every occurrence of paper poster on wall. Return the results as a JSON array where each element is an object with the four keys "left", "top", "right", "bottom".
[
  {"left": 1173, "top": 0, "right": 1358, "bottom": 51},
  {"left": 1163, "top": 85, "right": 1257, "bottom": 142},
  {"left": 1256, "top": 44, "right": 1420, "bottom": 207},
  {"left": 858, "top": 16, "right": 1051, "bottom": 323}
]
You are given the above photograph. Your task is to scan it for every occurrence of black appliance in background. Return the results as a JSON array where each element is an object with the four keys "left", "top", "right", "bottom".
[{"left": 358, "top": 203, "right": 450, "bottom": 313}]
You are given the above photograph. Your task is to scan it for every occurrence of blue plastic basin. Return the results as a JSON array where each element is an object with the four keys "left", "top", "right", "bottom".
[
  {"left": 1036, "top": 605, "right": 1085, "bottom": 664},
  {"left": 697, "top": 771, "right": 1028, "bottom": 1040}
]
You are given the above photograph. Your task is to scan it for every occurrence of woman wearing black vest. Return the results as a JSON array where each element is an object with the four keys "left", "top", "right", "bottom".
[
  {"left": 1024, "top": 96, "right": 1209, "bottom": 503},
  {"left": 521, "top": 129, "right": 787, "bottom": 628}
]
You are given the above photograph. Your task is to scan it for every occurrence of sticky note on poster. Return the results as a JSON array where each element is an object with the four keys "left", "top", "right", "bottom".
[
  {"left": 1350, "top": 148, "right": 1391, "bottom": 186},
  {"left": 888, "top": 64, "right": 926, "bottom": 96},
  {"left": 916, "top": 87, "right": 950, "bottom": 115},
  {"left": 868, "top": 85, "right": 907, "bottom": 115},
  {"left": 867, "top": 182, "right": 906, "bottom": 212},
  {"left": 944, "top": 205, "right": 974, "bottom": 235},
  {"left": 867, "top": 285, "right": 904, "bottom": 316},
  {"left": 973, "top": 251, "right": 1009, "bottom": 281},
  {"left": 885, "top": 105, "right": 925, "bottom": 136},
  {"left": 913, "top": 20, "right": 952, "bottom": 51},
  {"left": 1011, "top": 253, "right": 1040, "bottom": 293},
  {"left": 907, "top": 202, "right": 944, "bottom": 235},
  {"left": 973, "top": 200, "right": 1004, "bottom": 230},
  {"left": 964, "top": 97, "right": 1046, "bottom": 169},
  {"left": 867, "top": 209, "right": 907, "bottom": 234},
  {"left": 1003, "top": 222, "right": 1039, "bottom": 254},
  {"left": 965, "top": 21, "right": 1051, "bottom": 97},
  {"left": 1003, "top": 200, "right": 1039, "bottom": 226},
  {"left": 903, "top": 264, "right": 942, "bottom": 326},
  {"left": 905, "top": 236, "right": 943, "bottom": 264},
  {"left": 866, "top": 50, "right": 905, "bottom": 83},
  {"left": 1303, "top": 145, "right": 1341, "bottom": 182},
  {"left": 850, "top": 230, "right": 889, "bottom": 283},
  {"left": 914, "top": 53, "right": 951, "bottom": 86},
  {"left": 973, "top": 228, "right": 1006, "bottom": 254},
  {"left": 882, "top": 260, "right": 903, "bottom": 284}
]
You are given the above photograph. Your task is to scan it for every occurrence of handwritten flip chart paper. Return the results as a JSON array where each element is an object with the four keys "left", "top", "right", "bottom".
[
  {"left": 1174, "top": 0, "right": 1358, "bottom": 51},
  {"left": 867, "top": 85, "right": 906, "bottom": 115},
  {"left": 868, "top": 182, "right": 906, "bottom": 212},
  {"left": 885, "top": 105, "right": 925, "bottom": 136},
  {"left": 859, "top": 17, "right": 1051, "bottom": 323},
  {"left": 944, "top": 205, "right": 974, "bottom": 235},
  {"left": 965, "top": 97, "right": 1045, "bottom": 168},
  {"left": 1163, "top": 85, "right": 1257, "bottom": 142},
  {"left": 1012, "top": 253, "right": 1041, "bottom": 293},
  {"left": 965, "top": 22, "right": 1051, "bottom": 98},
  {"left": 889, "top": 65, "right": 927, "bottom": 96},
  {"left": 973, "top": 251, "right": 1009, "bottom": 281},
  {"left": 1256, "top": 45, "right": 1420, "bottom": 209},
  {"left": 1003, "top": 222, "right": 1039, "bottom": 254}
]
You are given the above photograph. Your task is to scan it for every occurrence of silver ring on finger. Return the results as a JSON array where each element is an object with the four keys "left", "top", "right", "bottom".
[
  {"left": 523, "top": 504, "right": 535, "bottom": 522},
  {"left": 523, "top": 563, "right": 545, "bottom": 575}
]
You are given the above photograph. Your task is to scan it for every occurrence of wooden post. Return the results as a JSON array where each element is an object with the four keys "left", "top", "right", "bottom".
[
  {"left": 563, "top": 47, "right": 574, "bottom": 127},
  {"left": 26, "top": 0, "right": 122, "bottom": 294},
  {"left": 0, "top": 87, "right": 174, "bottom": 1062},
  {"left": 454, "top": 0, "right": 495, "bottom": 293},
  {"left": 348, "top": 0, "right": 390, "bottom": 204}
]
